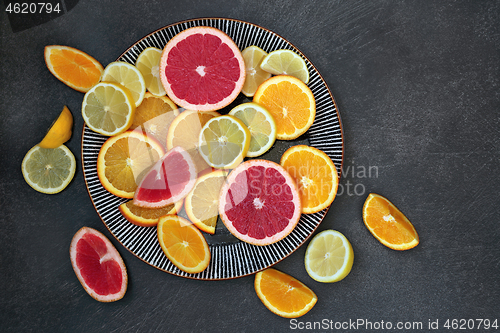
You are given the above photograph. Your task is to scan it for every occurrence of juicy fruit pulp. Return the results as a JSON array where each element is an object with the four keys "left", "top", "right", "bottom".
[
  {"left": 260, "top": 49, "right": 310, "bottom": 84},
  {"left": 119, "top": 200, "right": 181, "bottom": 227},
  {"left": 101, "top": 61, "right": 146, "bottom": 107},
  {"left": 241, "top": 45, "right": 271, "bottom": 97},
  {"left": 135, "top": 47, "right": 167, "bottom": 96}
]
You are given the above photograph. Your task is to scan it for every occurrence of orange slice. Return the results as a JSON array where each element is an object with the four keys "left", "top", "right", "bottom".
[
  {"left": 254, "top": 268, "right": 317, "bottom": 318},
  {"left": 39, "top": 105, "right": 73, "bottom": 148},
  {"left": 280, "top": 145, "right": 339, "bottom": 214},
  {"left": 253, "top": 75, "right": 315, "bottom": 140},
  {"left": 362, "top": 193, "right": 419, "bottom": 250},
  {"left": 157, "top": 215, "right": 211, "bottom": 274},
  {"left": 119, "top": 200, "right": 183, "bottom": 227},
  {"left": 44, "top": 45, "right": 103, "bottom": 92},
  {"left": 97, "top": 131, "right": 165, "bottom": 198}
]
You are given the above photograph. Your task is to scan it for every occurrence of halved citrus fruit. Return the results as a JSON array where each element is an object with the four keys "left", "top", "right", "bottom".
[
  {"left": 157, "top": 215, "right": 211, "bottom": 274},
  {"left": 82, "top": 82, "right": 136, "bottom": 136},
  {"left": 22, "top": 144, "right": 76, "bottom": 194},
  {"left": 39, "top": 105, "right": 73, "bottom": 149},
  {"left": 280, "top": 145, "right": 339, "bottom": 214},
  {"left": 134, "top": 146, "right": 197, "bottom": 208},
  {"left": 219, "top": 159, "right": 301, "bottom": 245},
  {"left": 228, "top": 102, "right": 277, "bottom": 157},
  {"left": 135, "top": 47, "right": 166, "bottom": 96},
  {"left": 241, "top": 45, "right": 271, "bottom": 97},
  {"left": 184, "top": 170, "right": 228, "bottom": 234},
  {"left": 304, "top": 230, "right": 354, "bottom": 283},
  {"left": 253, "top": 75, "right": 316, "bottom": 140},
  {"left": 198, "top": 115, "right": 251, "bottom": 169},
  {"left": 362, "top": 193, "right": 419, "bottom": 250},
  {"left": 44, "top": 45, "right": 104, "bottom": 92},
  {"left": 130, "top": 92, "right": 179, "bottom": 148},
  {"left": 70, "top": 227, "right": 127, "bottom": 302},
  {"left": 255, "top": 268, "right": 317, "bottom": 318},
  {"left": 159, "top": 26, "right": 246, "bottom": 111},
  {"left": 97, "top": 130, "right": 165, "bottom": 198},
  {"left": 101, "top": 61, "right": 146, "bottom": 107},
  {"left": 119, "top": 200, "right": 183, "bottom": 227},
  {"left": 260, "top": 49, "right": 309, "bottom": 84}
]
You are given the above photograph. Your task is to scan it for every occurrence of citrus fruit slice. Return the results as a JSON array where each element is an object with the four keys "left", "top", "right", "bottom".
[
  {"left": 157, "top": 215, "right": 210, "bottom": 274},
  {"left": 228, "top": 102, "right": 277, "bottom": 157},
  {"left": 22, "top": 144, "right": 76, "bottom": 194},
  {"left": 119, "top": 200, "right": 182, "bottom": 227},
  {"left": 44, "top": 45, "right": 104, "bottom": 92},
  {"left": 134, "top": 146, "right": 197, "bottom": 208},
  {"left": 70, "top": 227, "right": 127, "bottom": 302},
  {"left": 159, "top": 26, "right": 246, "bottom": 111},
  {"left": 38, "top": 105, "right": 73, "bottom": 149},
  {"left": 130, "top": 92, "right": 179, "bottom": 148},
  {"left": 280, "top": 145, "right": 339, "bottom": 214},
  {"left": 362, "top": 193, "right": 419, "bottom": 250},
  {"left": 255, "top": 268, "right": 317, "bottom": 318},
  {"left": 253, "top": 75, "right": 316, "bottom": 140},
  {"left": 135, "top": 47, "right": 167, "bottom": 96},
  {"left": 260, "top": 49, "right": 310, "bottom": 84},
  {"left": 166, "top": 110, "right": 220, "bottom": 174},
  {"left": 184, "top": 170, "right": 228, "bottom": 234},
  {"left": 82, "top": 82, "right": 136, "bottom": 136},
  {"left": 241, "top": 45, "right": 271, "bottom": 97},
  {"left": 198, "top": 115, "right": 251, "bottom": 169},
  {"left": 97, "top": 130, "right": 165, "bottom": 198},
  {"left": 304, "top": 230, "right": 354, "bottom": 283},
  {"left": 101, "top": 61, "right": 146, "bottom": 107},
  {"left": 219, "top": 159, "right": 301, "bottom": 245}
]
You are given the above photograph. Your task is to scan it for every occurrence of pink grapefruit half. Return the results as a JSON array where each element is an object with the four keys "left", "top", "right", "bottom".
[
  {"left": 133, "top": 146, "right": 197, "bottom": 208},
  {"left": 219, "top": 159, "right": 302, "bottom": 246},
  {"left": 70, "top": 227, "right": 127, "bottom": 302},
  {"left": 159, "top": 26, "right": 246, "bottom": 111}
]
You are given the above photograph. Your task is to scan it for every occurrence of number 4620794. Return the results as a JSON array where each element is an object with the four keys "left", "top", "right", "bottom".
[{"left": 5, "top": 2, "right": 61, "bottom": 14}]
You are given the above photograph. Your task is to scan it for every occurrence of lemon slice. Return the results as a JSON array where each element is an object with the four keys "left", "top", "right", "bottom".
[
  {"left": 101, "top": 61, "right": 146, "bottom": 106},
  {"left": 39, "top": 105, "right": 73, "bottom": 148},
  {"left": 198, "top": 115, "right": 250, "bottom": 169},
  {"left": 304, "top": 230, "right": 354, "bottom": 283},
  {"left": 241, "top": 46, "right": 271, "bottom": 97},
  {"left": 135, "top": 47, "right": 166, "bottom": 97},
  {"left": 229, "top": 102, "right": 277, "bottom": 157},
  {"left": 260, "top": 49, "right": 309, "bottom": 84},
  {"left": 82, "top": 82, "right": 136, "bottom": 136},
  {"left": 22, "top": 144, "right": 76, "bottom": 194}
]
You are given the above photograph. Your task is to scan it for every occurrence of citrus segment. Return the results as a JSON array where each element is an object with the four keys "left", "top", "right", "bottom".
[
  {"left": 362, "top": 193, "right": 419, "bottom": 250},
  {"left": 157, "top": 215, "right": 210, "bottom": 274},
  {"left": 304, "top": 230, "right": 354, "bottom": 283},
  {"left": 260, "top": 49, "right": 309, "bottom": 84},
  {"left": 241, "top": 45, "right": 271, "bottom": 97},
  {"left": 280, "top": 145, "right": 339, "bottom": 214},
  {"left": 160, "top": 26, "right": 245, "bottom": 111},
  {"left": 229, "top": 102, "right": 277, "bottom": 157},
  {"left": 101, "top": 61, "right": 146, "bottom": 107},
  {"left": 22, "top": 144, "right": 76, "bottom": 194},
  {"left": 219, "top": 159, "right": 301, "bottom": 245},
  {"left": 253, "top": 75, "right": 315, "bottom": 140},
  {"left": 119, "top": 200, "right": 182, "bottom": 227},
  {"left": 39, "top": 105, "right": 73, "bottom": 148},
  {"left": 135, "top": 47, "right": 167, "bottom": 96},
  {"left": 97, "top": 131, "right": 165, "bottom": 198},
  {"left": 44, "top": 45, "right": 104, "bottom": 92},
  {"left": 255, "top": 268, "right": 317, "bottom": 318}
]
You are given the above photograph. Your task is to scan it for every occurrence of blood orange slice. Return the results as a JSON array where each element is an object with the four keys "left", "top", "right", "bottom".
[
  {"left": 133, "top": 146, "right": 197, "bottom": 208},
  {"left": 219, "top": 160, "right": 301, "bottom": 245},
  {"left": 160, "top": 26, "right": 245, "bottom": 111},
  {"left": 69, "top": 227, "right": 127, "bottom": 302}
]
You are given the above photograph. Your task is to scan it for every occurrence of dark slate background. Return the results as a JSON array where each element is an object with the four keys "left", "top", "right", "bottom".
[{"left": 1, "top": 1, "right": 499, "bottom": 332}]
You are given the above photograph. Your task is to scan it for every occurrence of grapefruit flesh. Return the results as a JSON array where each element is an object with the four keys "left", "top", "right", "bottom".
[
  {"left": 70, "top": 227, "right": 127, "bottom": 302},
  {"left": 219, "top": 160, "right": 301, "bottom": 245},
  {"left": 134, "top": 146, "right": 197, "bottom": 208},
  {"left": 160, "top": 26, "right": 245, "bottom": 111}
]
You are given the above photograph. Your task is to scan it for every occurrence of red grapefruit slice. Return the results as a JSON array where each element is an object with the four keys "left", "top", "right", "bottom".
[
  {"left": 133, "top": 146, "right": 197, "bottom": 208},
  {"left": 70, "top": 227, "right": 127, "bottom": 302},
  {"left": 219, "top": 159, "right": 302, "bottom": 245},
  {"left": 160, "top": 26, "right": 246, "bottom": 111}
]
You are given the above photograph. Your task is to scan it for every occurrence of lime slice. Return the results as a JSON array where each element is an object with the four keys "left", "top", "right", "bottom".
[
  {"left": 135, "top": 47, "right": 166, "bottom": 97},
  {"left": 22, "top": 145, "right": 76, "bottom": 194},
  {"left": 198, "top": 115, "right": 250, "bottom": 169},
  {"left": 241, "top": 46, "right": 271, "bottom": 97},
  {"left": 304, "top": 230, "right": 354, "bottom": 283},
  {"left": 229, "top": 102, "right": 277, "bottom": 157},
  {"left": 260, "top": 49, "right": 309, "bottom": 84},
  {"left": 101, "top": 61, "right": 146, "bottom": 106}
]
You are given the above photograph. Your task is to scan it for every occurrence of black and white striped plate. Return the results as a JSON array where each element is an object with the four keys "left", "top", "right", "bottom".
[{"left": 82, "top": 18, "right": 344, "bottom": 280}]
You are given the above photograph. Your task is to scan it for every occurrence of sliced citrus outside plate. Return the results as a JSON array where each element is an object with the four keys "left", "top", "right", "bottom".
[
  {"left": 38, "top": 105, "right": 73, "bottom": 149},
  {"left": 260, "top": 49, "right": 310, "bottom": 84},
  {"left": 135, "top": 47, "right": 166, "bottom": 96},
  {"left": 101, "top": 61, "right": 146, "bottom": 107},
  {"left": 241, "top": 45, "right": 271, "bottom": 97}
]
